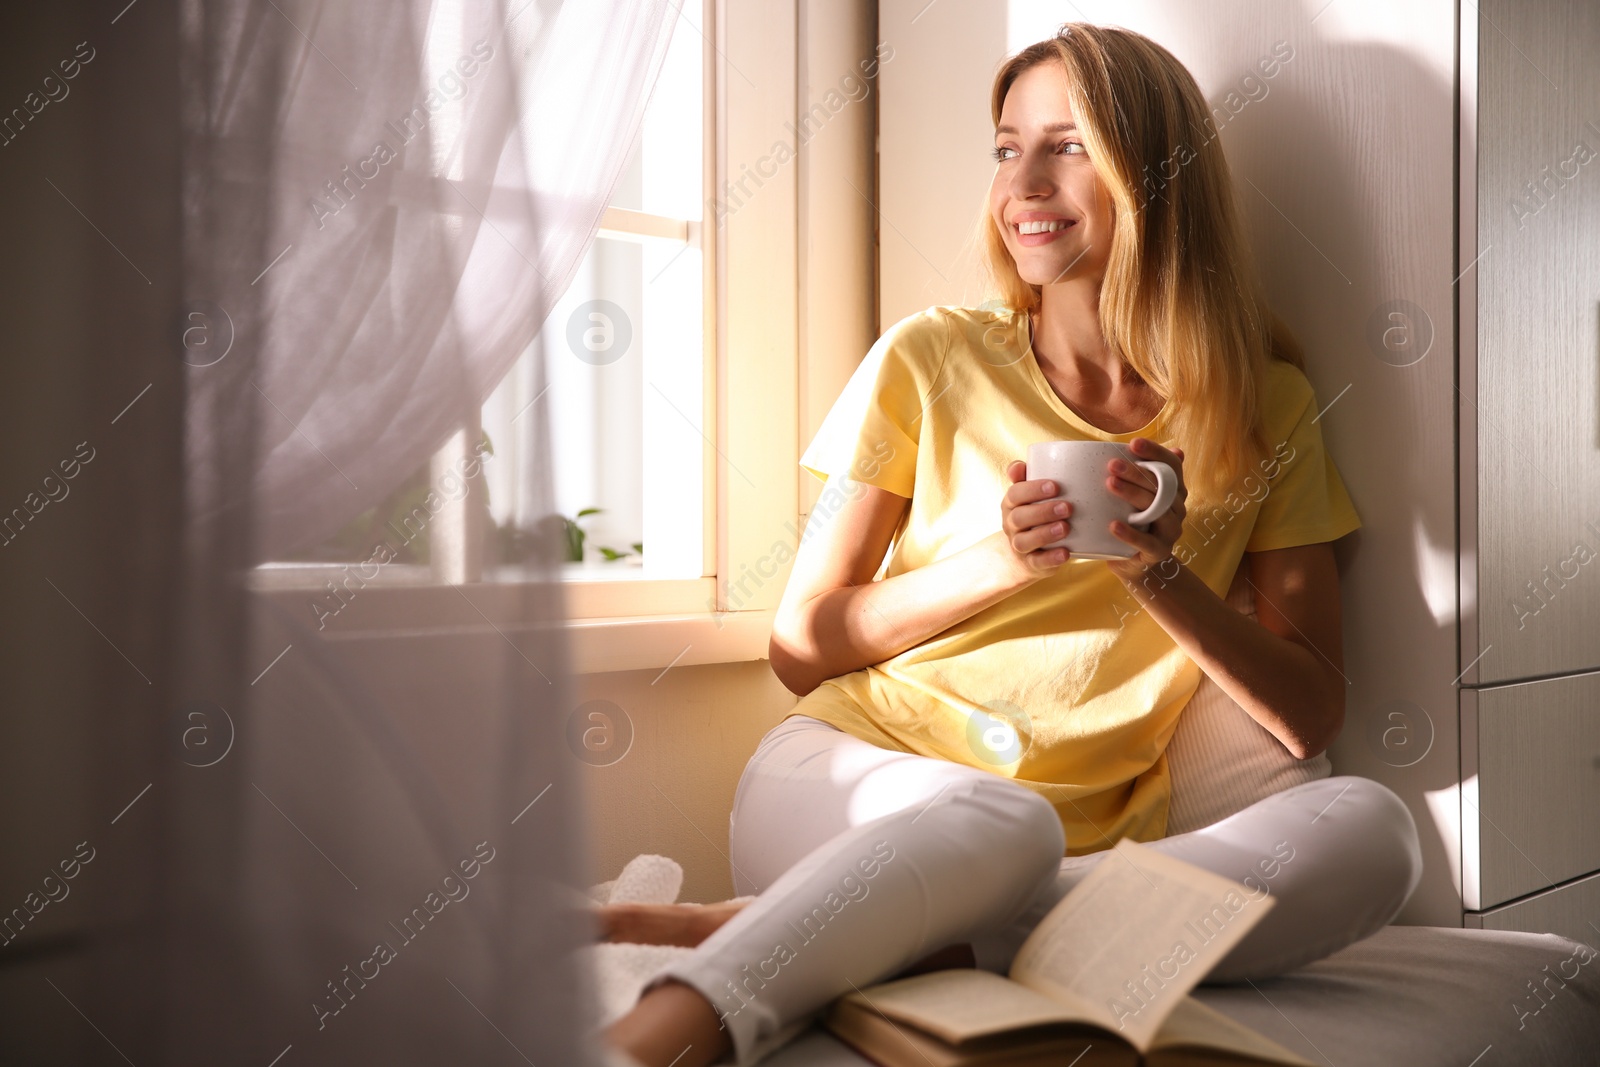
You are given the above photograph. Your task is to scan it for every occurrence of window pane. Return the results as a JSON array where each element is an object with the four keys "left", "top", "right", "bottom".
[
  {"left": 481, "top": 12, "right": 706, "bottom": 583},
  {"left": 480, "top": 230, "right": 704, "bottom": 580},
  {"left": 605, "top": 10, "right": 704, "bottom": 221}
]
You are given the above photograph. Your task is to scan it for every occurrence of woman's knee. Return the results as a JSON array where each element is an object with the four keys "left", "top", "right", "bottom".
[
  {"left": 1288, "top": 775, "right": 1423, "bottom": 911},
  {"left": 934, "top": 777, "right": 1065, "bottom": 914},
  {"left": 994, "top": 780, "right": 1067, "bottom": 870},
  {"left": 727, "top": 718, "right": 878, "bottom": 894},
  {"left": 1348, "top": 777, "right": 1424, "bottom": 915},
  {"left": 1203, "top": 776, "right": 1424, "bottom": 981}
]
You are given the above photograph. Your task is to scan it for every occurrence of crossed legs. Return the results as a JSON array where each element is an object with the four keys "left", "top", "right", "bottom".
[{"left": 615, "top": 714, "right": 1423, "bottom": 1066}]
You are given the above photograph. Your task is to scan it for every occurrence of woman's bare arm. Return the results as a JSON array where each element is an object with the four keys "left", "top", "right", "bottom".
[
  {"left": 1233, "top": 543, "right": 1347, "bottom": 756},
  {"left": 769, "top": 464, "right": 1077, "bottom": 696},
  {"left": 1097, "top": 438, "right": 1347, "bottom": 759},
  {"left": 1114, "top": 539, "right": 1347, "bottom": 760}
]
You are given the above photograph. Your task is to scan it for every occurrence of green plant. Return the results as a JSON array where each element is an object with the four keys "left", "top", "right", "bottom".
[
  {"left": 549, "top": 506, "right": 642, "bottom": 562},
  {"left": 559, "top": 507, "right": 602, "bottom": 562},
  {"left": 597, "top": 541, "right": 645, "bottom": 561}
]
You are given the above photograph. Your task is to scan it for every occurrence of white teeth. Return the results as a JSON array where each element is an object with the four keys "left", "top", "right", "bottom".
[{"left": 1017, "top": 219, "right": 1071, "bottom": 234}]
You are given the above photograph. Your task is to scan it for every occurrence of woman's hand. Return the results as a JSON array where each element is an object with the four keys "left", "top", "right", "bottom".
[
  {"left": 1104, "top": 437, "right": 1188, "bottom": 585},
  {"left": 994, "top": 460, "right": 1074, "bottom": 584}
]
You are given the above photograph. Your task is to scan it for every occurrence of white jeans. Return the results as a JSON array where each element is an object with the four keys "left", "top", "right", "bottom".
[{"left": 645, "top": 714, "right": 1424, "bottom": 1066}]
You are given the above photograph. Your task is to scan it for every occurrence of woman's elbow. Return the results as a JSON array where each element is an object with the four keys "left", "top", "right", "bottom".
[
  {"left": 767, "top": 634, "right": 820, "bottom": 697},
  {"left": 1294, "top": 687, "right": 1345, "bottom": 761}
]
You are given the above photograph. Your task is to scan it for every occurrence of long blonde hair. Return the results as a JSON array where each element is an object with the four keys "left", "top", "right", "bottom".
[{"left": 973, "top": 22, "right": 1303, "bottom": 504}]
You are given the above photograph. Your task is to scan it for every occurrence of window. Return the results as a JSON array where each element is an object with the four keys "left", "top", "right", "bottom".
[{"left": 257, "top": 0, "right": 805, "bottom": 670}]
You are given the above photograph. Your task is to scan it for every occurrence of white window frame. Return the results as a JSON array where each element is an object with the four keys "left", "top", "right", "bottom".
[{"left": 253, "top": 0, "right": 812, "bottom": 674}]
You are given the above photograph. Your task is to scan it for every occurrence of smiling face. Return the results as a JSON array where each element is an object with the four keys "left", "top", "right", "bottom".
[{"left": 988, "top": 62, "right": 1116, "bottom": 289}]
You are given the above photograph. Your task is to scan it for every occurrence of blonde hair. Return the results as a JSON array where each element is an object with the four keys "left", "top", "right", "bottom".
[{"left": 971, "top": 21, "right": 1303, "bottom": 504}]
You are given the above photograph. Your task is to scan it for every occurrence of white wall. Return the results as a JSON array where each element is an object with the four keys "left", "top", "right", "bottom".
[{"left": 879, "top": 0, "right": 1462, "bottom": 924}]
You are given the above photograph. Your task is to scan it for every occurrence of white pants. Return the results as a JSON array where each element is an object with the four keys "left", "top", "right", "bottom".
[{"left": 645, "top": 714, "right": 1424, "bottom": 1065}]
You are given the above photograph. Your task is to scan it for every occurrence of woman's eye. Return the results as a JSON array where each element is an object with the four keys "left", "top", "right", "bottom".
[{"left": 989, "top": 141, "right": 1083, "bottom": 162}]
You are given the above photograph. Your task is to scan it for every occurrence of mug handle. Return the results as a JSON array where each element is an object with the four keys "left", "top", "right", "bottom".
[{"left": 1126, "top": 460, "right": 1178, "bottom": 526}]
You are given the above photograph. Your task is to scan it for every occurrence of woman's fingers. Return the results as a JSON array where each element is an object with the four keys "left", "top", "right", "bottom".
[
  {"left": 1008, "top": 498, "right": 1071, "bottom": 536},
  {"left": 1109, "top": 518, "right": 1158, "bottom": 554},
  {"left": 1007, "top": 503, "right": 1068, "bottom": 552},
  {"left": 1131, "top": 436, "right": 1184, "bottom": 473},
  {"left": 1001, "top": 462, "right": 1054, "bottom": 518},
  {"left": 1107, "top": 469, "right": 1153, "bottom": 509},
  {"left": 1109, "top": 439, "right": 1188, "bottom": 516},
  {"left": 1000, "top": 458, "right": 1074, "bottom": 572},
  {"left": 1003, "top": 468, "right": 1056, "bottom": 505},
  {"left": 1001, "top": 461, "right": 1072, "bottom": 539},
  {"left": 1014, "top": 518, "right": 1068, "bottom": 555}
]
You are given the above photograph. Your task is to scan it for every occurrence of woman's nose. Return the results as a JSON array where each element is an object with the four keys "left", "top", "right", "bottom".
[{"left": 1009, "top": 153, "right": 1055, "bottom": 200}]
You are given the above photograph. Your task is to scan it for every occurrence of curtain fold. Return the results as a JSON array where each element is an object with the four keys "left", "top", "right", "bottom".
[{"left": 161, "top": 1, "right": 680, "bottom": 1062}]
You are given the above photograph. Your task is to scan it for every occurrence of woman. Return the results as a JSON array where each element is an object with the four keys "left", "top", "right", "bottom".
[{"left": 604, "top": 23, "right": 1421, "bottom": 1067}]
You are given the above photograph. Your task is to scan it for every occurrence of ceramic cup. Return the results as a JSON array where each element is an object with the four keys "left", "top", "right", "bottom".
[{"left": 1025, "top": 440, "right": 1179, "bottom": 560}]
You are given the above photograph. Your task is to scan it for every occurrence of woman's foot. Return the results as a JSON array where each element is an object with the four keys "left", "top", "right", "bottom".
[
  {"left": 606, "top": 977, "right": 732, "bottom": 1067},
  {"left": 597, "top": 899, "right": 974, "bottom": 1067},
  {"left": 597, "top": 899, "right": 752, "bottom": 947}
]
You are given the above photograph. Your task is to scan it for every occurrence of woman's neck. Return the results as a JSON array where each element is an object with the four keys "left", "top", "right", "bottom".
[{"left": 1029, "top": 293, "right": 1148, "bottom": 393}]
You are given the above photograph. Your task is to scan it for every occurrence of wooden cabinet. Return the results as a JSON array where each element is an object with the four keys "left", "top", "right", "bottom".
[{"left": 1458, "top": 0, "right": 1600, "bottom": 938}]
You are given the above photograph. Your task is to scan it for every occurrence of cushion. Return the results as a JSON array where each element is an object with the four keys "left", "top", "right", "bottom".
[
  {"left": 1164, "top": 560, "right": 1331, "bottom": 836},
  {"left": 759, "top": 925, "right": 1600, "bottom": 1067}
]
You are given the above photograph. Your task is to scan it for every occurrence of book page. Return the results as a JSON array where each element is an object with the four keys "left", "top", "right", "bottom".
[
  {"left": 1007, "top": 839, "right": 1275, "bottom": 1053},
  {"left": 1152, "top": 995, "right": 1318, "bottom": 1066},
  {"left": 833, "top": 969, "right": 1081, "bottom": 1045}
]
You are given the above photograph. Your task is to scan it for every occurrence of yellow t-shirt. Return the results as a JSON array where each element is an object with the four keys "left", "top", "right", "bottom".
[{"left": 790, "top": 304, "right": 1362, "bottom": 855}]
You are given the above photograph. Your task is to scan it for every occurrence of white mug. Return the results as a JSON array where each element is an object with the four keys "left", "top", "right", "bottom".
[{"left": 1025, "top": 440, "right": 1179, "bottom": 560}]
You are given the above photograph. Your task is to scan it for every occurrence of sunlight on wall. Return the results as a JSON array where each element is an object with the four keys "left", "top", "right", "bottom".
[
  {"left": 1425, "top": 777, "right": 1467, "bottom": 896},
  {"left": 1415, "top": 514, "right": 1461, "bottom": 627}
]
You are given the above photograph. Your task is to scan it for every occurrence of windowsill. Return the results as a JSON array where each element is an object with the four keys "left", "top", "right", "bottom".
[
  {"left": 562, "top": 607, "right": 773, "bottom": 674},
  {"left": 254, "top": 559, "right": 688, "bottom": 585},
  {"left": 249, "top": 564, "right": 770, "bottom": 674}
]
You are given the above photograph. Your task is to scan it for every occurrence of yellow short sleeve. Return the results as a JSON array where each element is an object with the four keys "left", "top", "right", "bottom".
[
  {"left": 798, "top": 309, "right": 946, "bottom": 499},
  {"left": 1246, "top": 366, "right": 1363, "bottom": 553}
]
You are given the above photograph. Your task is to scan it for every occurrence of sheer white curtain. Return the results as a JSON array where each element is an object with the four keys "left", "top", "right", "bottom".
[
  {"left": 191, "top": 0, "right": 681, "bottom": 557},
  {"left": 166, "top": 1, "right": 679, "bottom": 1062}
]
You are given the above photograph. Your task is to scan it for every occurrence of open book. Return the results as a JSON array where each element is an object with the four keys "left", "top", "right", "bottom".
[{"left": 823, "top": 838, "right": 1317, "bottom": 1067}]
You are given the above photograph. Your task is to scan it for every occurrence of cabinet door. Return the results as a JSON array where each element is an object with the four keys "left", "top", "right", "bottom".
[
  {"left": 1462, "top": 0, "right": 1600, "bottom": 685},
  {"left": 1468, "top": 869, "right": 1600, "bottom": 951},
  {"left": 1461, "top": 672, "right": 1600, "bottom": 909}
]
